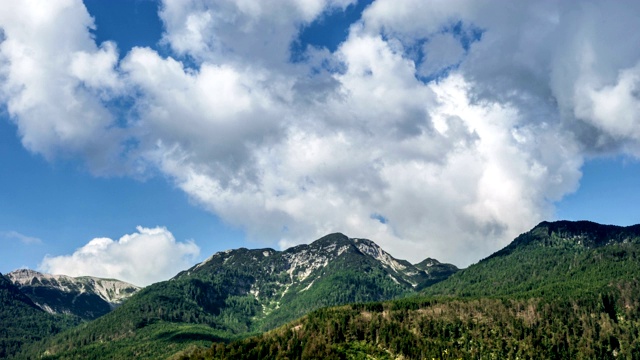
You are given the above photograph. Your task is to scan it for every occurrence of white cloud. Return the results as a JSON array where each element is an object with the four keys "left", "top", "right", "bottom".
[
  {"left": 1, "top": 231, "right": 42, "bottom": 245},
  {"left": 39, "top": 227, "right": 200, "bottom": 286},
  {"left": 573, "top": 62, "right": 640, "bottom": 144},
  {"left": 0, "top": 0, "right": 126, "bottom": 175},
  {"left": 2, "top": 0, "right": 640, "bottom": 267},
  {"left": 70, "top": 41, "right": 123, "bottom": 95},
  {"left": 159, "top": 0, "right": 356, "bottom": 65}
]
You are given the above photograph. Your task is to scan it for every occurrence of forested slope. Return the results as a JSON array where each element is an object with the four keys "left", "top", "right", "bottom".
[
  {"left": 185, "top": 221, "right": 640, "bottom": 359},
  {"left": 188, "top": 285, "right": 640, "bottom": 359},
  {"left": 0, "top": 273, "right": 80, "bottom": 358},
  {"left": 18, "top": 233, "right": 455, "bottom": 359}
]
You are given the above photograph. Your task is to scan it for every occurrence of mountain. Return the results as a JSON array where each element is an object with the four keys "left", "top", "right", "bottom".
[
  {"left": 490, "top": 220, "right": 640, "bottom": 257},
  {"left": 184, "top": 220, "right": 640, "bottom": 359},
  {"left": 189, "top": 287, "right": 640, "bottom": 359},
  {"left": 412, "top": 257, "right": 460, "bottom": 289},
  {"left": 6, "top": 269, "right": 140, "bottom": 320},
  {"left": 19, "top": 233, "right": 456, "bottom": 359},
  {"left": 173, "top": 233, "right": 457, "bottom": 328},
  {"left": 0, "top": 272, "right": 80, "bottom": 359},
  {"left": 423, "top": 220, "right": 640, "bottom": 298}
]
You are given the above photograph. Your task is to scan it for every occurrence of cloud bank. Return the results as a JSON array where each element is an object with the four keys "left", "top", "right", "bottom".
[
  {"left": 39, "top": 227, "right": 199, "bottom": 286},
  {"left": 3, "top": 0, "right": 640, "bottom": 266}
]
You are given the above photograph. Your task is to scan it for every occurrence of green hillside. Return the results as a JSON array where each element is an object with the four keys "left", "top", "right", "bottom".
[
  {"left": 0, "top": 273, "right": 80, "bottom": 359},
  {"left": 424, "top": 220, "right": 640, "bottom": 298},
  {"left": 18, "top": 221, "right": 640, "bottom": 359},
  {"left": 183, "top": 221, "right": 640, "bottom": 359},
  {"left": 188, "top": 285, "right": 640, "bottom": 359},
  {"left": 18, "top": 233, "right": 455, "bottom": 359}
]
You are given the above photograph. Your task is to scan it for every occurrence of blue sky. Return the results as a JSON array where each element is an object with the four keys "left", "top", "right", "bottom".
[
  {"left": 555, "top": 157, "right": 640, "bottom": 226},
  {"left": 1, "top": 0, "right": 640, "bottom": 284}
]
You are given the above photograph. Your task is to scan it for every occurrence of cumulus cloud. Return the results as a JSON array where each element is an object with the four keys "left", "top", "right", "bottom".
[
  {"left": 159, "top": 0, "right": 356, "bottom": 65},
  {"left": 1, "top": 231, "right": 42, "bottom": 245},
  {"left": 39, "top": 227, "right": 200, "bottom": 286},
  {"left": 0, "top": 0, "right": 127, "bottom": 174},
  {"left": 2, "top": 0, "right": 640, "bottom": 266}
]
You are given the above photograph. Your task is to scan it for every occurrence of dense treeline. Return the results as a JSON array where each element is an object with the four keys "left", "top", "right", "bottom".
[
  {"left": 0, "top": 274, "right": 80, "bottom": 359},
  {"left": 14, "top": 221, "right": 640, "bottom": 359},
  {"left": 185, "top": 280, "right": 640, "bottom": 359},
  {"left": 425, "top": 233, "right": 640, "bottom": 299},
  {"left": 19, "top": 322, "right": 229, "bottom": 359},
  {"left": 259, "top": 266, "right": 411, "bottom": 331},
  {"left": 180, "top": 222, "right": 640, "bottom": 359},
  {"left": 20, "top": 267, "right": 411, "bottom": 359},
  {"left": 18, "top": 245, "right": 417, "bottom": 359},
  {"left": 17, "top": 270, "right": 255, "bottom": 359}
]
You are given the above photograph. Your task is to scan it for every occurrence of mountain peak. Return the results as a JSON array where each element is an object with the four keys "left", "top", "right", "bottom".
[
  {"left": 414, "top": 257, "right": 442, "bottom": 267},
  {"left": 531, "top": 220, "right": 640, "bottom": 247},
  {"left": 307, "top": 233, "right": 386, "bottom": 256},
  {"left": 0, "top": 271, "right": 40, "bottom": 310},
  {"left": 165, "top": 233, "right": 457, "bottom": 329},
  {"left": 533, "top": 220, "right": 625, "bottom": 235},
  {"left": 305, "top": 232, "right": 351, "bottom": 248},
  {"left": 15, "top": 233, "right": 458, "bottom": 358},
  {"left": 7, "top": 268, "right": 56, "bottom": 286},
  {"left": 488, "top": 220, "right": 640, "bottom": 261},
  {"left": 315, "top": 232, "right": 350, "bottom": 241},
  {"left": 6, "top": 269, "right": 140, "bottom": 320}
]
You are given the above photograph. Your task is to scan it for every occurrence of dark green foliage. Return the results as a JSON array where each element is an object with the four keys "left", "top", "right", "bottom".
[
  {"left": 0, "top": 273, "right": 80, "bottom": 359},
  {"left": 424, "top": 221, "right": 640, "bottom": 298},
  {"left": 17, "top": 285, "right": 113, "bottom": 320},
  {"left": 413, "top": 258, "right": 460, "bottom": 290},
  {"left": 19, "top": 233, "right": 455, "bottom": 359},
  {"left": 180, "top": 221, "right": 640, "bottom": 359},
  {"left": 17, "top": 272, "right": 260, "bottom": 359},
  {"left": 188, "top": 282, "right": 640, "bottom": 359},
  {"left": 22, "top": 221, "right": 640, "bottom": 359},
  {"left": 491, "top": 220, "right": 640, "bottom": 258},
  {"left": 259, "top": 267, "right": 408, "bottom": 331},
  {"left": 22, "top": 322, "right": 230, "bottom": 359}
]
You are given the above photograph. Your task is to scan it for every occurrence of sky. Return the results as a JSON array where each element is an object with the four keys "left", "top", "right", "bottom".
[{"left": 1, "top": 0, "right": 640, "bottom": 286}]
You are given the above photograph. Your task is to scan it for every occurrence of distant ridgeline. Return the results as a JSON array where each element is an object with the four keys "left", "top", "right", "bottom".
[
  {"left": 6, "top": 269, "right": 140, "bottom": 320},
  {"left": 0, "top": 272, "right": 81, "bottom": 359},
  {"left": 8, "top": 221, "right": 640, "bottom": 359},
  {"left": 424, "top": 220, "right": 640, "bottom": 298},
  {"left": 13, "top": 233, "right": 457, "bottom": 359},
  {"left": 185, "top": 221, "right": 640, "bottom": 360}
]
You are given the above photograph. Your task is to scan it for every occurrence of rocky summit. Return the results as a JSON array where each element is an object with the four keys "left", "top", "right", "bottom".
[
  {"left": 6, "top": 269, "right": 140, "bottom": 320},
  {"left": 15, "top": 233, "right": 456, "bottom": 359}
]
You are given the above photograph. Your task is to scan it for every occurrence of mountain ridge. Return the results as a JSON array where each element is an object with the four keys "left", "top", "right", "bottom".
[
  {"left": 6, "top": 269, "right": 140, "bottom": 320},
  {"left": 21, "top": 220, "right": 640, "bottom": 359},
  {"left": 183, "top": 220, "right": 640, "bottom": 359},
  {"left": 0, "top": 272, "right": 81, "bottom": 358},
  {"left": 424, "top": 220, "right": 640, "bottom": 298},
  {"left": 178, "top": 232, "right": 457, "bottom": 294},
  {"left": 18, "top": 232, "right": 457, "bottom": 359},
  {"left": 172, "top": 232, "right": 458, "bottom": 328},
  {"left": 487, "top": 220, "right": 640, "bottom": 260}
]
